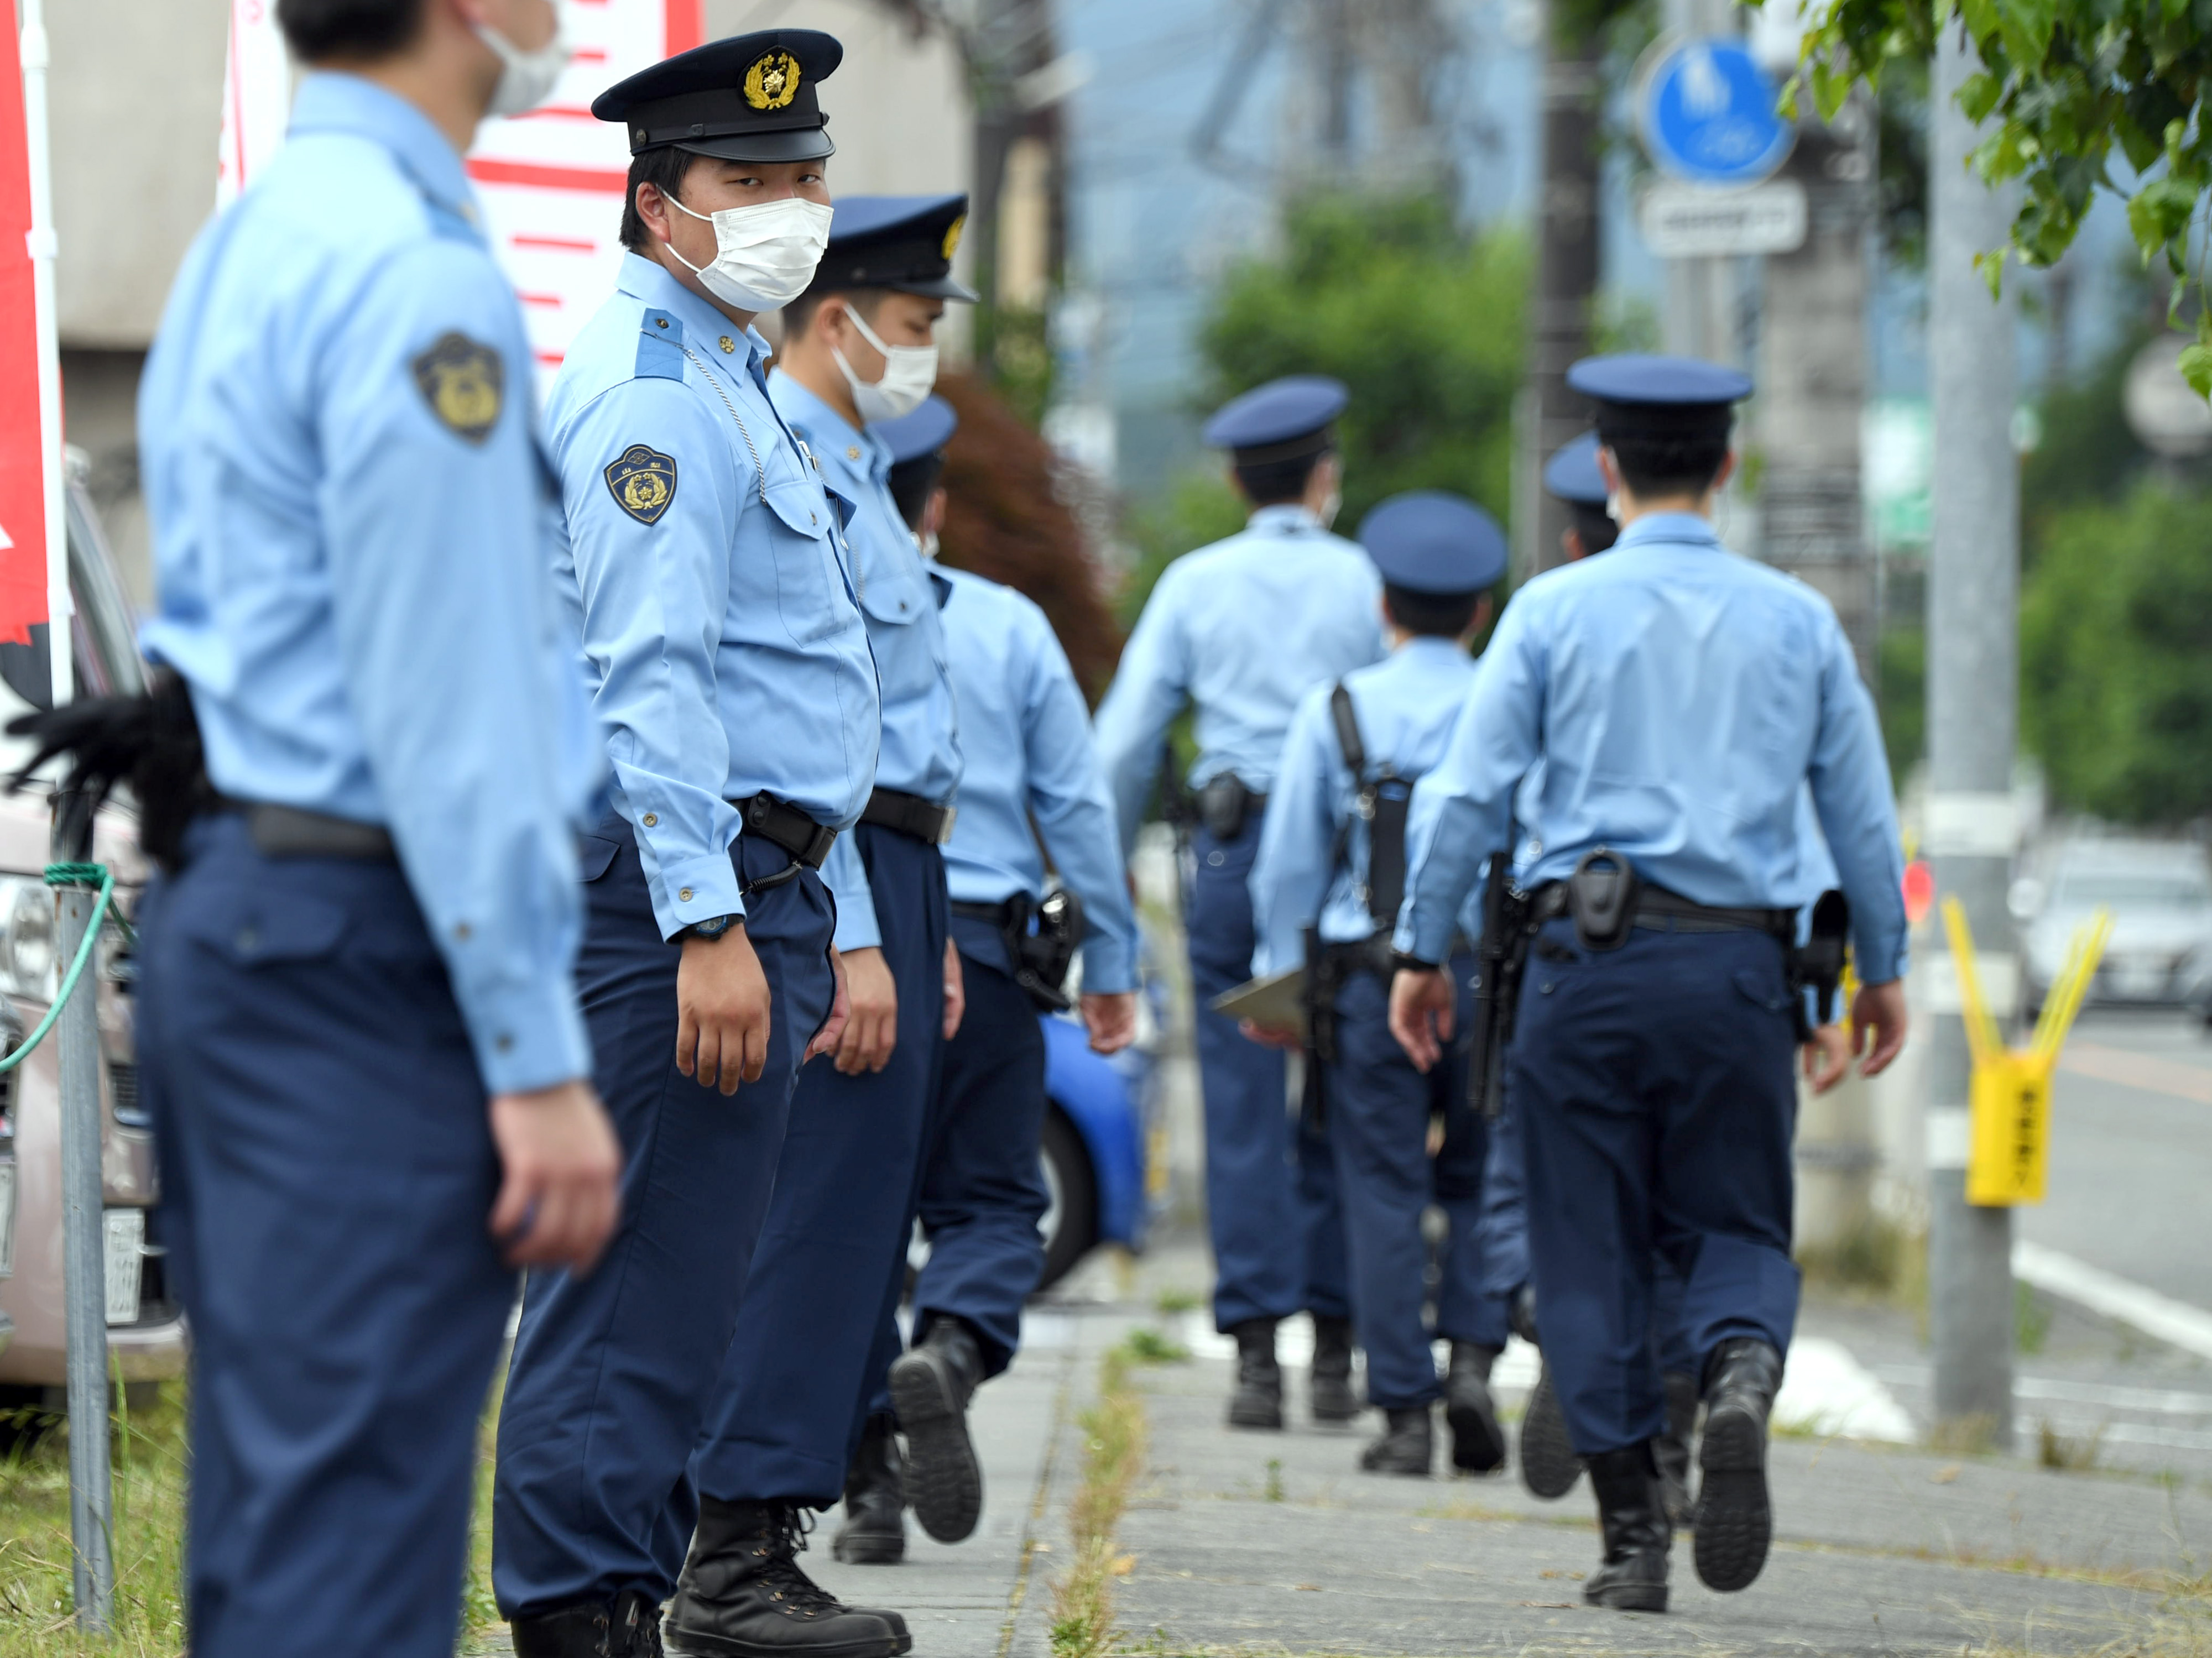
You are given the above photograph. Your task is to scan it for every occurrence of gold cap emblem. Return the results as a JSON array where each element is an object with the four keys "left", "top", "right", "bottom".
[
  {"left": 744, "top": 50, "right": 801, "bottom": 112},
  {"left": 941, "top": 213, "right": 966, "bottom": 263}
]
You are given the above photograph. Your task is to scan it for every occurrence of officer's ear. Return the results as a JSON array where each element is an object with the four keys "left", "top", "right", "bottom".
[
  {"left": 921, "top": 488, "right": 948, "bottom": 540},
  {"left": 1710, "top": 449, "right": 1739, "bottom": 494},
  {"left": 1462, "top": 595, "right": 1494, "bottom": 644}
]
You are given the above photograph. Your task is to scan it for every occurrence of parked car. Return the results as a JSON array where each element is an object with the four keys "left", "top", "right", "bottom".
[
  {"left": 0, "top": 453, "right": 185, "bottom": 1406},
  {"left": 2018, "top": 838, "right": 2212, "bottom": 1015}
]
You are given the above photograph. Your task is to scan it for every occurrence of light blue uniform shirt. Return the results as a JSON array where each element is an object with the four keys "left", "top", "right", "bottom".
[
  {"left": 138, "top": 73, "right": 601, "bottom": 1094},
  {"left": 545, "top": 254, "right": 879, "bottom": 941},
  {"left": 1249, "top": 637, "right": 1481, "bottom": 977},
  {"left": 936, "top": 567, "right": 1140, "bottom": 993},
  {"left": 769, "top": 373, "right": 961, "bottom": 952},
  {"left": 1395, "top": 514, "right": 1909, "bottom": 981},
  {"left": 1093, "top": 505, "right": 1385, "bottom": 852}
]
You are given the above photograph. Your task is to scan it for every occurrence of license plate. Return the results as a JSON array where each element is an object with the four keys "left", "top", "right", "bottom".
[
  {"left": 103, "top": 1208, "right": 144, "bottom": 1326},
  {"left": 0, "top": 1160, "right": 14, "bottom": 1278}
]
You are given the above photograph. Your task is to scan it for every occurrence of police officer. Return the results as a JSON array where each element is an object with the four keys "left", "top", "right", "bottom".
[
  {"left": 832, "top": 395, "right": 1146, "bottom": 1562},
  {"left": 487, "top": 32, "right": 893, "bottom": 1658},
  {"left": 1093, "top": 377, "right": 1380, "bottom": 1429},
  {"left": 124, "top": 2, "right": 621, "bottom": 1654},
  {"left": 1244, "top": 491, "right": 1513, "bottom": 1479},
  {"left": 677, "top": 196, "right": 971, "bottom": 1642},
  {"left": 1542, "top": 430, "right": 1621, "bottom": 559},
  {"left": 1389, "top": 356, "right": 1910, "bottom": 1612}
]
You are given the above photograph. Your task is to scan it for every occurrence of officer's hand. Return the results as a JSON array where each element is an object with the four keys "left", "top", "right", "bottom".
[
  {"left": 805, "top": 946, "right": 851, "bottom": 1064},
  {"left": 488, "top": 1079, "right": 624, "bottom": 1273},
  {"left": 943, "top": 940, "right": 966, "bottom": 1041},
  {"left": 1851, "top": 978, "right": 1910, "bottom": 1078},
  {"left": 677, "top": 924, "right": 773, "bottom": 1094},
  {"left": 834, "top": 946, "right": 899, "bottom": 1074},
  {"left": 1389, "top": 967, "right": 1455, "bottom": 1073},
  {"left": 1238, "top": 1017, "right": 1302, "bottom": 1050},
  {"left": 1084, "top": 991, "right": 1139, "bottom": 1054},
  {"left": 1801, "top": 1021, "right": 1855, "bottom": 1094}
]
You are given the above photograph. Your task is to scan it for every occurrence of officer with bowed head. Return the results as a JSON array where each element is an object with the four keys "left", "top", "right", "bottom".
[
  {"left": 677, "top": 192, "right": 973, "bottom": 1647},
  {"left": 828, "top": 395, "right": 1145, "bottom": 1564},
  {"left": 1542, "top": 430, "right": 1620, "bottom": 558},
  {"left": 1387, "top": 354, "right": 1909, "bottom": 1612},
  {"left": 1093, "top": 376, "right": 1378, "bottom": 1431},
  {"left": 31, "top": 1, "right": 627, "bottom": 1654},
  {"left": 487, "top": 30, "right": 898, "bottom": 1658},
  {"left": 1244, "top": 491, "right": 1515, "bottom": 1480}
]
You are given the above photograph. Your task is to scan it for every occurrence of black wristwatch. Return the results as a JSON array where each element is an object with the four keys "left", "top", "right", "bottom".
[
  {"left": 687, "top": 914, "right": 743, "bottom": 941},
  {"left": 1391, "top": 951, "right": 1441, "bottom": 976}
]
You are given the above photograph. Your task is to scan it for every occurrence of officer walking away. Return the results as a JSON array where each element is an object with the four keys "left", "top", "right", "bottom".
[
  {"left": 1541, "top": 431, "right": 1620, "bottom": 559},
  {"left": 487, "top": 33, "right": 887, "bottom": 1658},
  {"left": 111, "top": 2, "right": 623, "bottom": 1654},
  {"left": 832, "top": 395, "right": 1146, "bottom": 1564},
  {"left": 1243, "top": 492, "right": 1512, "bottom": 1480},
  {"left": 1092, "top": 377, "right": 1381, "bottom": 1431},
  {"left": 1389, "top": 355, "right": 1910, "bottom": 1613},
  {"left": 679, "top": 195, "right": 972, "bottom": 1648}
]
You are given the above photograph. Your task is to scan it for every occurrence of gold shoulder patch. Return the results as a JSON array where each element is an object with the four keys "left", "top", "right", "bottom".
[
  {"left": 744, "top": 50, "right": 801, "bottom": 111},
  {"left": 941, "top": 213, "right": 966, "bottom": 263},
  {"left": 412, "top": 332, "right": 504, "bottom": 444},
  {"left": 605, "top": 444, "right": 679, "bottom": 526}
]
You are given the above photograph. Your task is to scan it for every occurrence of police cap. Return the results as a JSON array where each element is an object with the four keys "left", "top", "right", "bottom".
[
  {"left": 1566, "top": 353, "right": 1750, "bottom": 443},
  {"left": 593, "top": 29, "right": 842, "bottom": 163},
  {"left": 1541, "top": 431, "right": 1608, "bottom": 506},
  {"left": 1202, "top": 375, "right": 1349, "bottom": 464},
  {"left": 1358, "top": 490, "right": 1507, "bottom": 595},
  {"left": 875, "top": 395, "right": 959, "bottom": 467},
  {"left": 812, "top": 195, "right": 977, "bottom": 301}
]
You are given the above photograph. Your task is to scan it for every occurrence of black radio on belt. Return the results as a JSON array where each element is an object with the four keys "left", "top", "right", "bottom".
[
  {"left": 956, "top": 888, "right": 1087, "bottom": 1012},
  {"left": 7, "top": 666, "right": 213, "bottom": 870},
  {"left": 1196, "top": 773, "right": 1265, "bottom": 842}
]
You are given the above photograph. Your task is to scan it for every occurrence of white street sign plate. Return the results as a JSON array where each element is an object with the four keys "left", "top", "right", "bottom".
[
  {"left": 1640, "top": 178, "right": 1807, "bottom": 257},
  {"left": 103, "top": 1207, "right": 143, "bottom": 1327}
]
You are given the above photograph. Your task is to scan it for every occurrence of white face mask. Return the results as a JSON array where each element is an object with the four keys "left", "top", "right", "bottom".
[
  {"left": 662, "top": 192, "right": 834, "bottom": 313},
  {"left": 477, "top": 0, "right": 574, "bottom": 119},
  {"left": 914, "top": 529, "right": 940, "bottom": 560},
  {"left": 834, "top": 303, "right": 939, "bottom": 425}
]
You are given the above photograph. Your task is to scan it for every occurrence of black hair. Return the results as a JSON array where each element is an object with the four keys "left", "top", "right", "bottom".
[
  {"left": 1382, "top": 583, "right": 1481, "bottom": 639},
  {"left": 619, "top": 148, "right": 706, "bottom": 255},
  {"left": 1231, "top": 447, "right": 1329, "bottom": 507},
  {"left": 276, "top": 0, "right": 425, "bottom": 61},
  {"left": 1597, "top": 414, "right": 1731, "bottom": 501},
  {"left": 1569, "top": 501, "right": 1619, "bottom": 555},
  {"left": 780, "top": 286, "right": 889, "bottom": 342},
  {"left": 886, "top": 455, "right": 946, "bottom": 530}
]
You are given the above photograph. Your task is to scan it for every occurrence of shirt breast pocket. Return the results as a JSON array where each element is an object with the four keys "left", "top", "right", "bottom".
[{"left": 757, "top": 478, "right": 847, "bottom": 646}]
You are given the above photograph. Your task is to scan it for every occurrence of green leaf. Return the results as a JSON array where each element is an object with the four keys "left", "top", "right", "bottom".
[
  {"left": 1958, "top": 0, "right": 2002, "bottom": 45},
  {"left": 1959, "top": 68, "right": 2007, "bottom": 120},
  {"left": 1997, "top": 0, "right": 2058, "bottom": 64},
  {"left": 2177, "top": 342, "right": 2212, "bottom": 401},
  {"left": 1973, "top": 245, "right": 2010, "bottom": 299}
]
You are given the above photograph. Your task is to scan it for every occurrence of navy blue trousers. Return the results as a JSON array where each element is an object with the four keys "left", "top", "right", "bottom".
[
  {"left": 1186, "top": 819, "right": 1348, "bottom": 1332},
  {"left": 1324, "top": 958, "right": 1509, "bottom": 1410},
  {"left": 137, "top": 814, "right": 515, "bottom": 1658},
  {"left": 1508, "top": 919, "right": 1802, "bottom": 1456},
  {"left": 692, "top": 825, "right": 948, "bottom": 1510},
  {"left": 493, "top": 816, "right": 836, "bottom": 1616},
  {"left": 909, "top": 922, "right": 1051, "bottom": 1377}
]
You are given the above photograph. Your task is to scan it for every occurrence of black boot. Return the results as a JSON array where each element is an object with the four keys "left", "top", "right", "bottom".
[
  {"left": 889, "top": 1316, "right": 984, "bottom": 1544},
  {"left": 1358, "top": 1404, "right": 1433, "bottom": 1475},
  {"left": 1509, "top": 1283, "right": 1540, "bottom": 1347},
  {"left": 513, "top": 1588, "right": 666, "bottom": 1657},
  {"left": 1583, "top": 1443, "right": 1670, "bottom": 1613},
  {"left": 662, "top": 1498, "right": 910, "bottom": 1658},
  {"left": 1309, "top": 1314, "right": 1359, "bottom": 1422},
  {"left": 1693, "top": 1338, "right": 1782, "bottom": 1593},
  {"left": 1227, "top": 1317, "right": 1283, "bottom": 1430},
  {"left": 832, "top": 1413, "right": 906, "bottom": 1565},
  {"left": 1518, "top": 1356, "right": 1583, "bottom": 1499},
  {"left": 1443, "top": 1342, "right": 1505, "bottom": 1473},
  {"left": 1655, "top": 1369, "right": 1698, "bottom": 1530}
]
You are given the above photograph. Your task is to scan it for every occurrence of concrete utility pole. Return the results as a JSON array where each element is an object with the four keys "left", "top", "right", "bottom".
[
  {"left": 1658, "top": 0, "right": 1739, "bottom": 362},
  {"left": 1924, "top": 23, "right": 2020, "bottom": 1451},
  {"left": 1525, "top": 3, "right": 1602, "bottom": 578}
]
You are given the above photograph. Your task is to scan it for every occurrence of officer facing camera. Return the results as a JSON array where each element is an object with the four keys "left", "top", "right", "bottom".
[
  {"left": 1093, "top": 375, "right": 1384, "bottom": 1434},
  {"left": 1388, "top": 354, "right": 1910, "bottom": 1614},
  {"left": 1243, "top": 490, "right": 1516, "bottom": 1483}
]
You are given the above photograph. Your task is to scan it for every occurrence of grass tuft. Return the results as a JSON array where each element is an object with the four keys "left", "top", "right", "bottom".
[
  {"left": 1151, "top": 1288, "right": 1202, "bottom": 1316},
  {"left": 1119, "top": 1327, "right": 1191, "bottom": 1366},
  {"left": 1050, "top": 1350, "right": 1147, "bottom": 1658},
  {"left": 2036, "top": 1416, "right": 2104, "bottom": 1473}
]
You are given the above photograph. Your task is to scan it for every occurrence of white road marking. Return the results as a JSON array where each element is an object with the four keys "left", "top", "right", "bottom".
[
  {"left": 1771, "top": 1336, "right": 1917, "bottom": 1442},
  {"left": 2013, "top": 1240, "right": 2212, "bottom": 1364}
]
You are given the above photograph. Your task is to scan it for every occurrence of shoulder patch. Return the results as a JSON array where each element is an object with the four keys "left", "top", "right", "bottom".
[
  {"left": 411, "top": 332, "right": 504, "bottom": 443},
  {"left": 604, "top": 444, "right": 679, "bottom": 526}
]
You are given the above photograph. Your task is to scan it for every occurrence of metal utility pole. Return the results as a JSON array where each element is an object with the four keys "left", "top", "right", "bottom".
[
  {"left": 1525, "top": 1, "right": 1602, "bottom": 577},
  {"left": 1925, "top": 22, "right": 2020, "bottom": 1452}
]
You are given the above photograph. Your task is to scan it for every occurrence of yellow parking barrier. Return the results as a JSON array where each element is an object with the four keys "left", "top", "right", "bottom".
[{"left": 1938, "top": 896, "right": 2111, "bottom": 1206}]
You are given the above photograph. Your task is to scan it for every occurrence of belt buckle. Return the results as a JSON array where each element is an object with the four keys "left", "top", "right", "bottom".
[{"left": 936, "top": 805, "right": 957, "bottom": 846}]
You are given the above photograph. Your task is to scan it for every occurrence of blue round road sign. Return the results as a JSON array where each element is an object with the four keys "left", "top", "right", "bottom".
[{"left": 1637, "top": 38, "right": 1794, "bottom": 187}]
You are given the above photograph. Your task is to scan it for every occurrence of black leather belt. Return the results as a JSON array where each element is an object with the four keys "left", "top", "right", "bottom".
[
  {"left": 1531, "top": 881, "right": 1791, "bottom": 936},
  {"left": 951, "top": 898, "right": 1018, "bottom": 925},
  {"left": 732, "top": 793, "right": 838, "bottom": 869},
  {"left": 861, "top": 788, "right": 956, "bottom": 846},
  {"left": 234, "top": 801, "right": 397, "bottom": 862}
]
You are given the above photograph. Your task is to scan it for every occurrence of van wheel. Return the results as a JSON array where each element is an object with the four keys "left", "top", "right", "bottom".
[{"left": 1037, "top": 1106, "right": 1098, "bottom": 1294}]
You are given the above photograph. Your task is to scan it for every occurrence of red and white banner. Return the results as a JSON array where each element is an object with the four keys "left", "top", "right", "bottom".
[
  {"left": 216, "top": 0, "right": 705, "bottom": 384},
  {"left": 0, "top": 13, "right": 49, "bottom": 645}
]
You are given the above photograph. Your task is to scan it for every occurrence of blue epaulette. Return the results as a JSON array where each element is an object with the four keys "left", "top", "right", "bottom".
[{"left": 636, "top": 308, "right": 686, "bottom": 381}]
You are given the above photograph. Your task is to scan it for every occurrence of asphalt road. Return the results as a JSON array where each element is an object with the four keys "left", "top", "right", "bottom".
[{"left": 2028, "top": 1006, "right": 2212, "bottom": 1311}]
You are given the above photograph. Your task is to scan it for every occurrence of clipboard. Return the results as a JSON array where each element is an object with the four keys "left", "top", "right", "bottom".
[{"left": 1208, "top": 965, "right": 1308, "bottom": 1034}]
